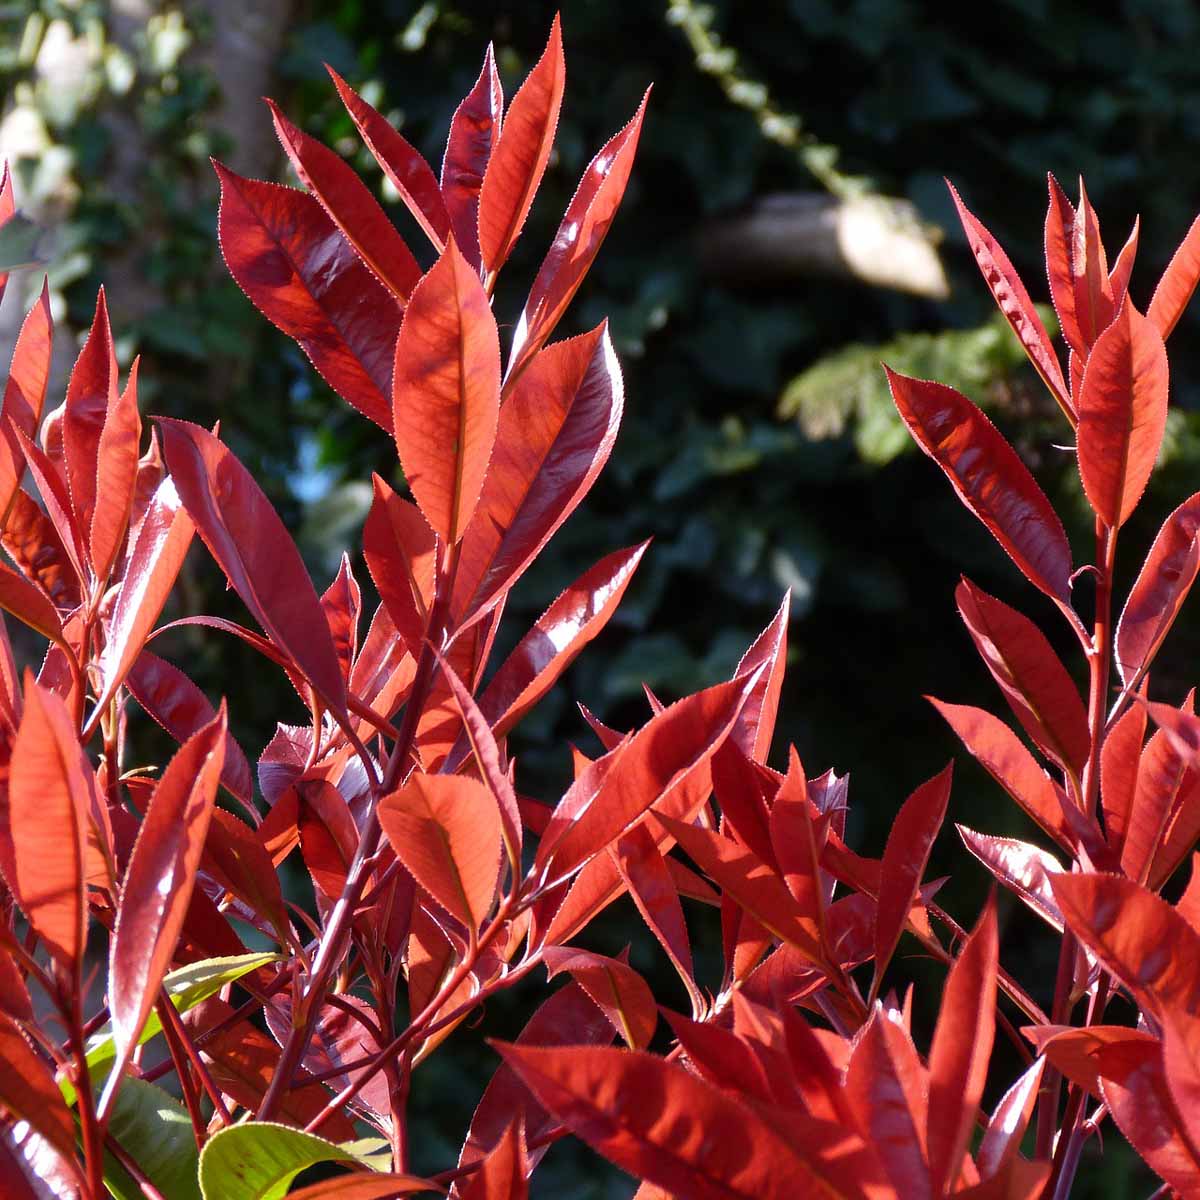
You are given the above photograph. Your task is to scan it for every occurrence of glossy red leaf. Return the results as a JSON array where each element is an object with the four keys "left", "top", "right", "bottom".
[
  {"left": 0, "top": 560, "right": 64, "bottom": 644},
  {"left": 453, "top": 323, "right": 623, "bottom": 626},
  {"left": 1101, "top": 695, "right": 1147, "bottom": 857},
  {"left": 320, "top": 553, "right": 360, "bottom": 683},
  {"left": 874, "top": 763, "right": 952, "bottom": 993},
  {"left": 727, "top": 595, "right": 789, "bottom": 765},
  {"left": 1053, "top": 873, "right": 1200, "bottom": 1022},
  {"left": 478, "top": 15, "right": 565, "bottom": 274},
  {"left": 158, "top": 418, "right": 347, "bottom": 716},
  {"left": 95, "top": 476, "right": 194, "bottom": 713},
  {"left": 0, "top": 1117, "right": 80, "bottom": 1200},
  {"left": 1026, "top": 1024, "right": 1154, "bottom": 1100},
  {"left": 477, "top": 541, "right": 648, "bottom": 739},
  {"left": 947, "top": 181, "right": 1069, "bottom": 414},
  {"left": 1076, "top": 299, "right": 1169, "bottom": 528},
  {"left": 1, "top": 487, "right": 79, "bottom": 612},
  {"left": 886, "top": 368, "right": 1072, "bottom": 601},
  {"left": 843, "top": 1007, "right": 930, "bottom": 1195},
  {"left": 62, "top": 288, "right": 118, "bottom": 563},
  {"left": 612, "top": 822, "right": 701, "bottom": 1013},
  {"left": 658, "top": 812, "right": 824, "bottom": 963},
  {"left": 770, "top": 750, "right": 825, "bottom": 935},
  {"left": 1097, "top": 1036, "right": 1200, "bottom": 1196},
  {"left": 458, "top": 979, "right": 614, "bottom": 1175},
  {"left": 441, "top": 44, "right": 503, "bottom": 269},
  {"left": 9, "top": 423, "right": 86, "bottom": 584},
  {"left": 461, "top": 1117, "right": 528, "bottom": 1200},
  {"left": 1161, "top": 1010, "right": 1200, "bottom": 1157},
  {"left": 202, "top": 808, "right": 289, "bottom": 944},
  {"left": 0, "top": 1013, "right": 79, "bottom": 1174},
  {"left": 392, "top": 236, "right": 500, "bottom": 544},
  {"left": 0, "top": 280, "right": 52, "bottom": 518},
  {"left": 542, "top": 946, "right": 657, "bottom": 1049},
  {"left": 957, "top": 826, "right": 1064, "bottom": 933},
  {"left": 328, "top": 66, "right": 450, "bottom": 250},
  {"left": 1116, "top": 492, "right": 1200, "bottom": 687},
  {"left": 537, "top": 671, "right": 756, "bottom": 885},
  {"left": 1148, "top": 212, "right": 1200, "bottom": 340},
  {"left": 1045, "top": 176, "right": 1114, "bottom": 357},
  {"left": 1108, "top": 216, "right": 1140, "bottom": 306},
  {"left": 108, "top": 707, "right": 227, "bottom": 1082},
  {"left": 930, "top": 698, "right": 1073, "bottom": 850},
  {"left": 508, "top": 92, "right": 649, "bottom": 380},
  {"left": 269, "top": 99, "right": 421, "bottom": 301},
  {"left": 926, "top": 899, "right": 999, "bottom": 1198},
  {"left": 956, "top": 578, "right": 1089, "bottom": 776},
  {"left": 7, "top": 678, "right": 88, "bottom": 971},
  {"left": 126, "top": 650, "right": 253, "bottom": 808},
  {"left": 976, "top": 1056, "right": 1045, "bottom": 1180},
  {"left": 493, "top": 1042, "right": 862, "bottom": 1200},
  {"left": 379, "top": 774, "right": 502, "bottom": 932},
  {"left": 286, "top": 1176, "right": 437, "bottom": 1200},
  {"left": 215, "top": 160, "right": 400, "bottom": 429},
  {"left": 89, "top": 354, "right": 141, "bottom": 582}
]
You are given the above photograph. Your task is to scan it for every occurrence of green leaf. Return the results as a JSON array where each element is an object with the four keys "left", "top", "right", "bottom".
[
  {"left": 103, "top": 1078, "right": 201, "bottom": 1200},
  {"left": 64, "top": 952, "right": 277, "bottom": 1103},
  {"left": 198, "top": 1123, "right": 359, "bottom": 1200}
]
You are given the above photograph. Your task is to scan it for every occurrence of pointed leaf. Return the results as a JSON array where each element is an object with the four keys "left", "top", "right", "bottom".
[
  {"left": 1149, "top": 212, "right": 1200, "bottom": 340},
  {"left": 1076, "top": 300, "right": 1168, "bottom": 528},
  {"left": 329, "top": 66, "right": 450, "bottom": 250},
  {"left": 109, "top": 707, "right": 227, "bottom": 1078},
  {"left": 875, "top": 764, "right": 952, "bottom": 991},
  {"left": 977, "top": 1056, "right": 1045, "bottom": 1180},
  {"left": 89, "top": 356, "right": 141, "bottom": 582},
  {"left": 103, "top": 1078, "right": 200, "bottom": 1200},
  {"left": 956, "top": 579, "right": 1089, "bottom": 776},
  {"left": 198, "top": 1123, "right": 361, "bottom": 1200},
  {"left": 454, "top": 324, "right": 623, "bottom": 625},
  {"left": 508, "top": 92, "right": 649, "bottom": 378},
  {"left": 957, "top": 827, "right": 1064, "bottom": 933},
  {"left": 392, "top": 236, "right": 501, "bottom": 544},
  {"left": 1102, "top": 697, "right": 1147, "bottom": 857},
  {"left": 493, "top": 1042, "right": 861, "bottom": 1200},
  {"left": 460, "top": 1117, "right": 527, "bottom": 1200},
  {"left": 478, "top": 15, "right": 565, "bottom": 274},
  {"left": 158, "top": 418, "right": 347, "bottom": 715},
  {"left": 441, "top": 45, "right": 503, "bottom": 269},
  {"left": 378, "top": 774, "right": 502, "bottom": 931},
  {"left": 729, "top": 594, "right": 789, "bottom": 764},
  {"left": 947, "top": 182, "right": 1069, "bottom": 413},
  {"left": 886, "top": 368, "right": 1072, "bottom": 601},
  {"left": 215, "top": 161, "right": 400, "bottom": 429},
  {"left": 0, "top": 1013, "right": 78, "bottom": 1173},
  {"left": 269, "top": 100, "right": 421, "bottom": 301},
  {"left": 927, "top": 900, "right": 999, "bottom": 1198},
  {"left": 286, "top": 1177, "right": 436, "bottom": 1200},
  {"left": 543, "top": 947, "right": 657, "bottom": 1049},
  {"left": 0, "top": 281, "right": 53, "bottom": 518}
]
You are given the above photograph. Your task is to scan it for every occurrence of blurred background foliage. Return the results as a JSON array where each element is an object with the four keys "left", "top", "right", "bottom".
[{"left": 6, "top": 0, "right": 1200, "bottom": 1193}]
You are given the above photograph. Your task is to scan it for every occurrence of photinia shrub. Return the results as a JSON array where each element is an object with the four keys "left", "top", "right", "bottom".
[{"left": 2, "top": 16, "right": 1200, "bottom": 1199}]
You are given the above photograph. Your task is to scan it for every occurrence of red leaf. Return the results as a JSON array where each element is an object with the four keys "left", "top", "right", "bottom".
[
  {"left": 478, "top": 15, "right": 565, "bottom": 274},
  {"left": 202, "top": 807, "right": 289, "bottom": 945},
  {"left": 843, "top": 1007, "right": 930, "bottom": 1195},
  {"left": 460, "top": 1117, "right": 528, "bottom": 1200},
  {"left": 392, "top": 236, "right": 501, "bottom": 544},
  {"left": 158, "top": 418, "right": 347, "bottom": 716},
  {"left": 441, "top": 44, "right": 503, "bottom": 270},
  {"left": 89, "top": 354, "right": 141, "bottom": 582},
  {"left": 769, "top": 750, "right": 826, "bottom": 936},
  {"left": 874, "top": 764, "right": 952, "bottom": 993},
  {"left": 1108, "top": 216, "right": 1140, "bottom": 309},
  {"left": 285, "top": 1176, "right": 437, "bottom": 1199},
  {"left": 930, "top": 699, "right": 1073, "bottom": 850},
  {"left": 1051, "top": 873, "right": 1200, "bottom": 1017},
  {"left": 2, "top": 487, "right": 79, "bottom": 612},
  {"left": 7, "top": 678, "right": 88, "bottom": 971},
  {"left": 95, "top": 476, "right": 194, "bottom": 714},
  {"left": 1116, "top": 492, "right": 1200, "bottom": 687},
  {"left": 108, "top": 707, "right": 226, "bottom": 1079},
  {"left": 1097, "top": 1036, "right": 1200, "bottom": 1196},
  {"left": 886, "top": 368, "right": 1073, "bottom": 601},
  {"left": 955, "top": 579, "right": 1089, "bottom": 777},
  {"left": 0, "top": 281, "right": 53, "bottom": 518},
  {"left": 927, "top": 899, "right": 999, "bottom": 1198},
  {"left": 215, "top": 160, "right": 400, "bottom": 429},
  {"left": 508, "top": 92, "right": 649, "bottom": 381},
  {"left": 976, "top": 1056, "right": 1046, "bottom": 1180},
  {"left": 320, "top": 553, "right": 361, "bottom": 683},
  {"left": 537, "top": 672, "right": 757, "bottom": 885},
  {"left": 0, "top": 560, "right": 64, "bottom": 644},
  {"left": 1148, "top": 212, "right": 1200, "bottom": 340},
  {"left": 729, "top": 594, "right": 789, "bottom": 765},
  {"left": 328, "top": 67, "right": 450, "bottom": 250},
  {"left": 126, "top": 651, "right": 253, "bottom": 808},
  {"left": 63, "top": 289, "right": 118, "bottom": 562},
  {"left": 1027, "top": 1023, "right": 1153, "bottom": 1099},
  {"left": 453, "top": 323, "right": 623, "bottom": 626},
  {"left": 542, "top": 946, "right": 657, "bottom": 1049},
  {"left": 947, "top": 182, "right": 1069, "bottom": 415},
  {"left": 378, "top": 774, "right": 502, "bottom": 932},
  {"left": 1046, "top": 176, "right": 1115, "bottom": 356},
  {"left": 269, "top": 100, "right": 421, "bottom": 301},
  {"left": 476, "top": 541, "right": 648, "bottom": 740},
  {"left": 493, "top": 1042, "right": 864, "bottom": 1200},
  {"left": 1076, "top": 299, "right": 1169, "bottom": 528},
  {"left": 1045, "top": 176, "right": 1081, "bottom": 355},
  {"left": 957, "top": 826, "right": 1064, "bottom": 934},
  {"left": 657, "top": 812, "right": 823, "bottom": 963},
  {"left": 9, "top": 423, "right": 86, "bottom": 584},
  {"left": 1101, "top": 696, "right": 1147, "bottom": 857},
  {"left": 0, "top": 1013, "right": 80, "bottom": 1175}
]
